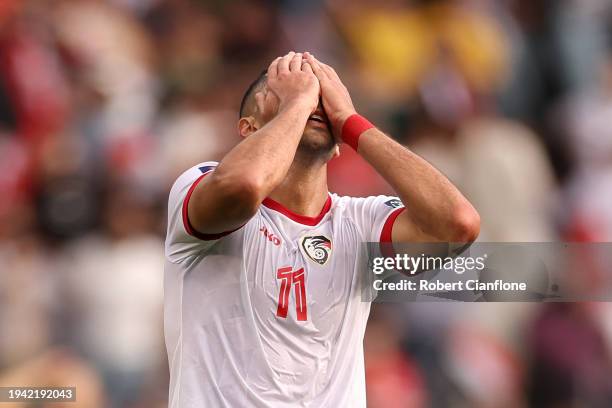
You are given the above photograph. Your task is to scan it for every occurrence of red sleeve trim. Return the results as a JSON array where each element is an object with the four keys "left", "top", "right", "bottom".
[
  {"left": 379, "top": 207, "right": 405, "bottom": 257},
  {"left": 181, "top": 171, "right": 242, "bottom": 241}
]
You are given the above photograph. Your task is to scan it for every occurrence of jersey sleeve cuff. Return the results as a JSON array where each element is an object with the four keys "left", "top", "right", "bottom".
[
  {"left": 181, "top": 172, "right": 243, "bottom": 241},
  {"left": 379, "top": 207, "right": 405, "bottom": 257}
]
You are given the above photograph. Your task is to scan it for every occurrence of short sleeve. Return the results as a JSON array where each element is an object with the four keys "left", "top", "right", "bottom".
[
  {"left": 341, "top": 195, "right": 406, "bottom": 243},
  {"left": 165, "top": 161, "right": 238, "bottom": 263}
]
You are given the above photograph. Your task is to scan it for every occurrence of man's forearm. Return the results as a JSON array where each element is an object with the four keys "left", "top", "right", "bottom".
[
  {"left": 357, "top": 128, "right": 480, "bottom": 242},
  {"left": 214, "top": 100, "right": 311, "bottom": 201}
]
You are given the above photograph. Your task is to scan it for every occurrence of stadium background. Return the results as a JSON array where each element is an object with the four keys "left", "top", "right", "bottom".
[{"left": 1, "top": 0, "right": 612, "bottom": 406}]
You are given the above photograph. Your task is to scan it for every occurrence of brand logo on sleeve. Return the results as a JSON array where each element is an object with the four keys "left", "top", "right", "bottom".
[
  {"left": 301, "top": 235, "right": 332, "bottom": 265},
  {"left": 384, "top": 198, "right": 403, "bottom": 208},
  {"left": 198, "top": 165, "right": 216, "bottom": 174}
]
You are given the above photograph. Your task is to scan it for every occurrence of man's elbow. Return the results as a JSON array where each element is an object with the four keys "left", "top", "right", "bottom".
[
  {"left": 210, "top": 172, "right": 266, "bottom": 217},
  {"left": 449, "top": 204, "right": 480, "bottom": 243}
]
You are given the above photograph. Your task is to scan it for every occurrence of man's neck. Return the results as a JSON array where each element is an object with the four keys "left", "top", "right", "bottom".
[{"left": 267, "top": 155, "right": 329, "bottom": 218}]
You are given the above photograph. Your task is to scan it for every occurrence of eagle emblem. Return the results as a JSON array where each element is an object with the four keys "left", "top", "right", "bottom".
[{"left": 301, "top": 235, "right": 332, "bottom": 265}]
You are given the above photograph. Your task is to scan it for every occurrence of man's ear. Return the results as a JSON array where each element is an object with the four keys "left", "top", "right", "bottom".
[{"left": 238, "top": 117, "right": 258, "bottom": 138}]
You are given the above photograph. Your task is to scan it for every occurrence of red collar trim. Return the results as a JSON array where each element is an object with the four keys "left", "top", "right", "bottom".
[{"left": 262, "top": 195, "right": 332, "bottom": 226}]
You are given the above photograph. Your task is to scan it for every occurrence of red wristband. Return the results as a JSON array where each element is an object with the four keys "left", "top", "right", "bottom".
[{"left": 341, "top": 114, "right": 374, "bottom": 151}]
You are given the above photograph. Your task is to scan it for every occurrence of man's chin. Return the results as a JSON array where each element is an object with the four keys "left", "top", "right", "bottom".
[{"left": 299, "top": 127, "right": 337, "bottom": 157}]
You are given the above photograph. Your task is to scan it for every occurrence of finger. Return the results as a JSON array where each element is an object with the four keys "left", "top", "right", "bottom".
[
  {"left": 289, "top": 53, "right": 303, "bottom": 72},
  {"left": 268, "top": 57, "right": 280, "bottom": 79},
  {"left": 301, "top": 61, "right": 314, "bottom": 74},
  {"left": 308, "top": 54, "right": 340, "bottom": 81},
  {"left": 306, "top": 54, "right": 330, "bottom": 77},
  {"left": 278, "top": 51, "right": 295, "bottom": 75},
  {"left": 304, "top": 54, "right": 328, "bottom": 80},
  {"left": 304, "top": 51, "right": 316, "bottom": 62}
]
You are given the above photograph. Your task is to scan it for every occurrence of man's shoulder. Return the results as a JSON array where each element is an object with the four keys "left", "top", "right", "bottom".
[
  {"left": 169, "top": 161, "right": 220, "bottom": 194},
  {"left": 181, "top": 161, "right": 220, "bottom": 179}
]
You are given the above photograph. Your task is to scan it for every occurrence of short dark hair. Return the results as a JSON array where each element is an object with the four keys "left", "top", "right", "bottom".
[{"left": 239, "top": 70, "right": 268, "bottom": 118}]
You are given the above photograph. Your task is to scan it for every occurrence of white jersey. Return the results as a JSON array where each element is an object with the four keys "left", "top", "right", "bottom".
[{"left": 164, "top": 162, "right": 405, "bottom": 408}]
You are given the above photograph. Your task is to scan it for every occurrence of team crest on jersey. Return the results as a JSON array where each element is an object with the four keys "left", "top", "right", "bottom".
[
  {"left": 301, "top": 235, "right": 332, "bottom": 265},
  {"left": 384, "top": 198, "right": 403, "bottom": 208}
]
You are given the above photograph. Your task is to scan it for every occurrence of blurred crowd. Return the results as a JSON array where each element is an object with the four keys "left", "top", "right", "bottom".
[{"left": 1, "top": 0, "right": 612, "bottom": 407}]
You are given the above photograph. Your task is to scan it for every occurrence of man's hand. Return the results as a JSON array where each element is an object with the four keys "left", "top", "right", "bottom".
[
  {"left": 260, "top": 52, "right": 320, "bottom": 119},
  {"left": 304, "top": 53, "right": 356, "bottom": 136}
]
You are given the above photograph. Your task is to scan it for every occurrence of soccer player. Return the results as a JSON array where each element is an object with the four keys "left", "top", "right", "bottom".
[{"left": 164, "top": 52, "right": 479, "bottom": 407}]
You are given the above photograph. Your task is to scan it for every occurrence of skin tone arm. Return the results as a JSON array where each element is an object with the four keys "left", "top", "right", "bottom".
[
  {"left": 188, "top": 52, "right": 320, "bottom": 234},
  {"left": 304, "top": 53, "right": 480, "bottom": 243}
]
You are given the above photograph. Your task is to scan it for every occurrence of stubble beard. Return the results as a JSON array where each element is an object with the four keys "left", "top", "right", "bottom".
[{"left": 297, "top": 127, "right": 337, "bottom": 163}]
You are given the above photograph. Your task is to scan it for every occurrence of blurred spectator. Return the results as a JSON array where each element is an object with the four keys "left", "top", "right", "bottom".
[
  {"left": 365, "top": 306, "right": 427, "bottom": 408},
  {"left": 157, "top": 107, "right": 241, "bottom": 187},
  {"left": 328, "top": 0, "right": 509, "bottom": 104},
  {"left": 0, "top": 206, "right": 56, "bottom": 369},
  {"left": 408, "top": 55, "right": 557, "bottom": 241},
  {"left": 0, "top": 133, "right": 30, "bottom": 222},
  {"left": 60, "top": 186, "right": 164, "bottom": 407},
  {"left": 445, "top": 324, "right": 525, "bottom": 408},
  {"left": 561, "top": 50, "right": 612, "bottom": 241},
  {"left": 0, "top": 2, "right": 70, "bottom": 145},
  {"left": 0, "top": 348, "right": 107, "bottom": 408},
  {"left": 527, "top": 303, "right": 612, "bottom": 407}
]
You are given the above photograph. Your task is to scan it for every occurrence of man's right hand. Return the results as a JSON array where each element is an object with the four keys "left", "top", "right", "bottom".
[{"left": 259, "top": 52, "right": 320, "bottom": 118}]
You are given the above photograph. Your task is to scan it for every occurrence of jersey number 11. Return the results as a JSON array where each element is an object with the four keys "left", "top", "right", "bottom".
[{"left": 276, "top": 267, "right": 307, "bottom": 321}]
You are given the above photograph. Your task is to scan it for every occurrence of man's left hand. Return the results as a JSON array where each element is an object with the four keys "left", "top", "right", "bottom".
[{"left": 304, "top": 53, "right": 357, "bottom": 137}]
